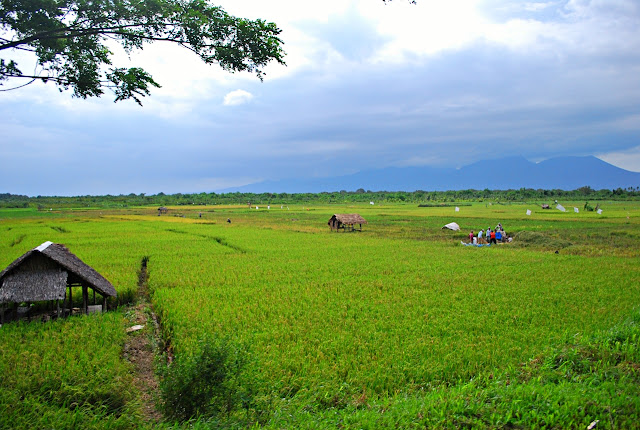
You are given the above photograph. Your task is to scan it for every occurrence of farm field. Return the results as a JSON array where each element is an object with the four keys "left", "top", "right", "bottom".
[{"left": 1, "top": 200, "right": 639, "bottom": 428}]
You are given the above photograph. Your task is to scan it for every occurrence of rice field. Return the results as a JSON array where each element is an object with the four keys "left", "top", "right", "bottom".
[{"left": 0, "top": 200, "right": 639, "bottom": 428}]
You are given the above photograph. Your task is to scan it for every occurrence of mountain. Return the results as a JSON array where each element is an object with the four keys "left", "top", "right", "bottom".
[{"left": 221, "top": 156, "right": 640, "bottom": 193}]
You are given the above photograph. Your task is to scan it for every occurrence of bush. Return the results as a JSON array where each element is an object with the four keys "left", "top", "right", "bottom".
[{"left": 159, "top": 336, "right": 253, "bottom": 423}]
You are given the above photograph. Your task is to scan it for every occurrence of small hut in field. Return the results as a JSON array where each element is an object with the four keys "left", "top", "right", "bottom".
[
  {"left": 328, "top": 214, "right": 368, "bottom": 232},
  {"left": 0, "top": 242, "right": 117, "bottom": 323}
]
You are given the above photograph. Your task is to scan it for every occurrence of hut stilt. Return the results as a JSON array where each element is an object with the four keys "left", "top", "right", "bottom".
[{"left": 82, "top": 284, "right": 88, "bottom": 315}]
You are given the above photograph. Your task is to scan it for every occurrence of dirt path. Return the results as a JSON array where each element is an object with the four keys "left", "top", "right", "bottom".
[{"left": 122, "top": 258, "right": 163, "bottom": 424}]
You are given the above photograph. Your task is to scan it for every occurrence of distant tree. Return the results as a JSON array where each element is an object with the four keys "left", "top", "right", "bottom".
[
  {"left": 0, "top": 0, "right": 285, "bottom": 104},
  {"left": 577, "top": 186, "right": 594, "bottom": 195}
]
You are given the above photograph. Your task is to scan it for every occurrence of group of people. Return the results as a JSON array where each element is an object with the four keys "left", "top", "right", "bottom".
[{"left": 468, "top": 223, "right": 511, "bottom": 245}]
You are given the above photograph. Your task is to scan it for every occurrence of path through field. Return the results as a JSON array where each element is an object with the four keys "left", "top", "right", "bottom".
[
  {"left": 122, "top": 259, "right": 162, "bottom": 424},
  {"left": 123, "top": 304, "right": 162, "bottom": 423}
]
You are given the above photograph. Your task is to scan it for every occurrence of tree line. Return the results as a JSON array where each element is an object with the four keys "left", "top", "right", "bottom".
[{"left": 1, "top": 186, "right": 639, "bottom": 209}]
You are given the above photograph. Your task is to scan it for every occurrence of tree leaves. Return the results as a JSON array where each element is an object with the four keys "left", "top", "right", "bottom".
[
  {"left": 0, "top": 0, "right": 285, "bottom": 103},
  {"left": 107, "top": 67, "right": 160, "bottom": 105}
]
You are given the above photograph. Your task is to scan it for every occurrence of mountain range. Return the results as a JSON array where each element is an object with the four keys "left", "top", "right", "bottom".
[{"left": 222, "top": 156, "right": 640, "bottom": 193}]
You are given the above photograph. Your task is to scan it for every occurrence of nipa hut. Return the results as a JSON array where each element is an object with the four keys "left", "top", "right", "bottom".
[
  {"left": 0, "top": 242, "right": 117, "bottom": 323},
  {"left": 328, "top": 214, "right": 368, "bottom": 232}
]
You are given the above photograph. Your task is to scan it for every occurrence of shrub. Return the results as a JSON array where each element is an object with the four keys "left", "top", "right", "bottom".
[{"left": 158, "top": 336, "right": 253, "bottom": 423}]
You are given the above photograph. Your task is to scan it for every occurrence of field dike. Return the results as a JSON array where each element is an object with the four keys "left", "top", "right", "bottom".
[
  {"left": 165, "top": 228, "right": 246, "bottom": 253},
  {"left": 122, "top": 256, "right": 163, "bottom": 424}
]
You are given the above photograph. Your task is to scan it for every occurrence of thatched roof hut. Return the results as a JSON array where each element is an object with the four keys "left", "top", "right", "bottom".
[
  {"left": 328, "top": 214, "right": 368, "bottom": 232},
  {"left": 0, "top": 242, "right": 116, "bottom": 321}
]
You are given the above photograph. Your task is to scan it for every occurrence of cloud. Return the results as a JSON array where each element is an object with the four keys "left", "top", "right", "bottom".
[
  {"left": 300, "top": 4, "right": 390, "bottom": 62},
  {"left": 598, "top": 145, "right": 640, "bottom": 173},
  {"left": 223, "top": 90, "right": 254, "bottom": 106},
  {"left": 1, "top": 0, "right": 640, "bottom": 195},
  {"left": 523, "top": 2, "right": 554, "bottom": 12}
]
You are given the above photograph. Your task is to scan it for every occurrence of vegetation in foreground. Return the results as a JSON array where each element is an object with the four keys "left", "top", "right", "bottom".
[
  {"left": 262, "top": 310, "right": 640, "bottom": 429},
  {"left": 0, "top": 312, "right": 142, "bottom": 429},
  {"left": 0, "top": 200, "right": 638, "bottom": 428}
]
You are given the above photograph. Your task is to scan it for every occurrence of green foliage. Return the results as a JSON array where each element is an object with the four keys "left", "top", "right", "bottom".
[
  {"left": 261, "top": 309, "right": 640, "bottom": 429},
  {"left": 1, "top": 203, "right": 639, "bottom": 428},
  {"left": 0, "top": 0, "right": 285, "bottom": 103},
  {"left": 0, "top": 313, "right": 142, "bottom": 429},
  {"left": 158, "top": 336, "right": 253, "bottom": 423},
  {"left": 1, "top": 186, "right": 639, "bottom": 210}
]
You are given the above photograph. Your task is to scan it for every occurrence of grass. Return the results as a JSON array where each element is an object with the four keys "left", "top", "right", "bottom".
[
  {"left": 259, "top": 309, "right": 640, "bottom": 429},
  {"left": 0, "top": 200, "right": 639, "bottom": 428},
  {"left": 0, "top": 313, "right": 142, "bottom": 429},
  {"left": 148, "top": 218, "right": 639, "bottom": 423}
]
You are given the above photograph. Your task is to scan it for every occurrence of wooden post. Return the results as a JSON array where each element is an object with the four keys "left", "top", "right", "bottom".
[
  {"left": 56, "top": 300, "right": 60, "bottom": 318},
  {"left": 93, "top": 289, "right": 96, "bottom": 305},
  {"left": 102, "top": 294, "right": 107, "bottom": 313},
  {"left": 82, "top": 284, "right": 88, "bottom": 315},
  {"left": 62, "top": 288, "right": 67, "bottom": 317},
  {"left": 69, "top": 285, "right": 73, "bottom": 314}
]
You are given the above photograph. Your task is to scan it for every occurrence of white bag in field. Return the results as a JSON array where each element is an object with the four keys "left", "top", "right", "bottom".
[{"left": 442, "top": 222, "right": 461, "bottom": 231}]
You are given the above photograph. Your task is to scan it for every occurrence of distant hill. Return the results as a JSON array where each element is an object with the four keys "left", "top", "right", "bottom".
[{"left": 221, "top": 156, "right": 640, "bottom": 193}]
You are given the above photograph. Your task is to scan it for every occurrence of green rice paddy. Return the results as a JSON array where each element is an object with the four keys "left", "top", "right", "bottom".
[{"left": 0, "top": 201, "right": 639, "bottom": 428}]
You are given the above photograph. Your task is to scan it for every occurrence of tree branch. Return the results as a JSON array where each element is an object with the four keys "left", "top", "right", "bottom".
[{"left": 0, "top": 0, "right": 285, "bottom": 103}]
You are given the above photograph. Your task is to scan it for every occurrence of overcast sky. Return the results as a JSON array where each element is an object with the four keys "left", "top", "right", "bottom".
[{"left": 2, "top": 0, "right": 639, "bottom": 196}]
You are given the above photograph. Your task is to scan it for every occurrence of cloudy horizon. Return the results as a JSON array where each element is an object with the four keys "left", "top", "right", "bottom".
[{"left": 2, "top": 0, "right": 639, "bottom": 196}]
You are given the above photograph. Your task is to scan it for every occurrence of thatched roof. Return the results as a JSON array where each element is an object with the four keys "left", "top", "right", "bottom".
[
  {"left": 331, "top": 214, "right": 368, "bottom": 224},
  {"left": 0, "top": 242, "right": 117, "bottom": 304}
]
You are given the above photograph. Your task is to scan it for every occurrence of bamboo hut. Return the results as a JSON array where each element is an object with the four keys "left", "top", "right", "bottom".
[
  {"left": 0, "top": 242, "right": 117, "bottom": 323},
  {"left": 328, "top": 214, "right": 368, "bottom": 232}
]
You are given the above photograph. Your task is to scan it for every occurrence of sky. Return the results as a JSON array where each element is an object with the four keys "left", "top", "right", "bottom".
[{"left": 1, "top": 0, "right": 639, "bottom": 196}]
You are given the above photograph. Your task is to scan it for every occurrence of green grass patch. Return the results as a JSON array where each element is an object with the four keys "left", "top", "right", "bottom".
[
  {"left": 0, "top": 202, "right": 639, "bottom": 428},
  {"left": 0, "top": 313, "right": 142, "bottom": 429}
]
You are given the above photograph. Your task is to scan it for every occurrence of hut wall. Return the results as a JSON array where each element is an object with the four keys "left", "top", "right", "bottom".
[{"left": 0, "top": 270, "right": 67, "bottom": 303}]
